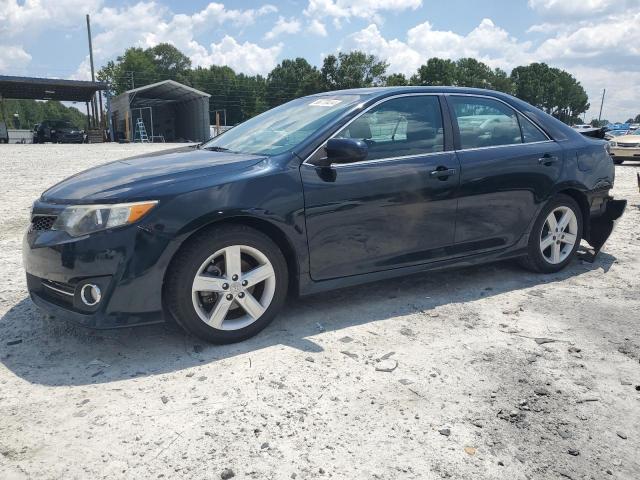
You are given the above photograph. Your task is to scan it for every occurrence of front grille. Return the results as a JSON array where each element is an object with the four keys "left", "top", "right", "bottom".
[
  {"left": 30, "top": 215, "right": 56, "bottom": 231},
  {"left": 619, "top": 143, "right": 640, "bottom": 148}
]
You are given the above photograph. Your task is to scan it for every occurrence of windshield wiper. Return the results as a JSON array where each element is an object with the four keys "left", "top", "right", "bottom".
[{"left": 202, "top": 146, "right": 231, "bottom": 152}]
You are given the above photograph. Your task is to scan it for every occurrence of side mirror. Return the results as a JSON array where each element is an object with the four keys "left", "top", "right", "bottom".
[{"left": 316, "top": 138, "right": 368, "bottom": 167}]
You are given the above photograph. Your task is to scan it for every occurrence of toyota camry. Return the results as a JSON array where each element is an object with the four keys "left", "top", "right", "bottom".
[{"left": 23, "top": 87, "right": 626, "bottom": 343}]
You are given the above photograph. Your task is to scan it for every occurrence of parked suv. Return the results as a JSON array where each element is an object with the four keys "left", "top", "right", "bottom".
[
  {"left": 23, "top": 87, "right": 626, "bottom": 343},
  {"left": 33, "top": 120, "right": 84, "bottom": 144}
]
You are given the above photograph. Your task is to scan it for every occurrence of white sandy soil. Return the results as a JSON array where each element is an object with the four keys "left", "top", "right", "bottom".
[{"left": 0, "top": 144, "right": 639, "bottom": 480}]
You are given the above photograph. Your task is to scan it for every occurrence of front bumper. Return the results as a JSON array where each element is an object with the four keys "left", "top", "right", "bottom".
[
  {"left": 610, "top": 146, "right": 640, "bottom": 158},
  {"left": 22, "top": 202, "right": 178, "bottom": 328}
]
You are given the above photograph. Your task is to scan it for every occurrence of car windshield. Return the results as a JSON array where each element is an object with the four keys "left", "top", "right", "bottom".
[{"left": 201, "top": 94, "right": 365, "bottom": 156}]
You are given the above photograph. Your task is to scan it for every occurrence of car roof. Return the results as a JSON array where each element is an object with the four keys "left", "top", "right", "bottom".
[{"left": 312, "top": 86, "right": 514, "bottom": 98}]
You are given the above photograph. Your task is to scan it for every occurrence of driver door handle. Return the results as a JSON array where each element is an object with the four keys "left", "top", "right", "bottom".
[
  {"left": 538, "top": 154, "right": 559, "bottom": 166},
  {"left": 429, "top": 167, "right": 457, "bottom": 179}
]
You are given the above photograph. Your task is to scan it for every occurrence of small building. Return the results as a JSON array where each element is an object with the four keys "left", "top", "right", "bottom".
[{"left": 110, "top": 80, "right": 210, "bottom": 143}]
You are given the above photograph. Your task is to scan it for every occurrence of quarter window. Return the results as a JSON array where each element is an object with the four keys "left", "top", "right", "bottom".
[
  {"left": 518, "top": 113, "right": 548, "bottom": 143},
  {"left": 450, "top": 96, "right": 522, "bottom": 149},
  {"left": 335, "top": 96, "right": 444, "bottom": 161}
]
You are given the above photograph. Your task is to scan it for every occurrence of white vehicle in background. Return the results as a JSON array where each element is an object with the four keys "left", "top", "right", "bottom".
[
  {"left": 605, "top": 129, "right": 630, "bottom": 141},
  {"left": 609, "top": 129, "right": 640, "bottom": 164}
]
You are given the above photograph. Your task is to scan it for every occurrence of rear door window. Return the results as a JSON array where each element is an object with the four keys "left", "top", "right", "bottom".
[{"left": 450, "top": 96, "right": 523, "bottom": 150}]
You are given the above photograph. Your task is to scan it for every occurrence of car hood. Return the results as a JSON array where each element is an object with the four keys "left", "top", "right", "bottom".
[
  {"left": 612, "top": 134, "right": 640, "bottom": 144},
  {"left": 41, "top": 146, "right": 267, "bottom": 203}
]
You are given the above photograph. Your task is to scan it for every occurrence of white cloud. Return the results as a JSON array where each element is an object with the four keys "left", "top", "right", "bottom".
[
  {"left": 528, "top": 0, "right": 635, "bottom": 18},
  {"left": 344, "top": 19, "right": 532, "bottom": 76},
  {"left": 344, "top": 15, "right": 640, "bottom": 120},
  {"left": 202, "top": 36, "right": 283, "bottom": 75},
  {"left": 304, "top": 0, "right": 422, "bottom": 23},
  {"left": 66, "top": 2, "right": 280, "bottom": 78},
  {"left": 534, "top": 11, "right": 640, "bottom": 68},
  {"left": 0, "top": 0, "right": 103, "bottom": 37},
  {"left": 0, "top": 45, "right": 32, "bottom": 73},
  {"left": 265, "top": 16, "right": 301, "bottom": 40},
  {"left": 568, "top": 66, "right": 640, "bottom": 122},
  {"left": 307, "top": 19, "right": 328, "bottom": 37},
  {"left": 344, "top": 24, "right": 422, "bottom": 75}
]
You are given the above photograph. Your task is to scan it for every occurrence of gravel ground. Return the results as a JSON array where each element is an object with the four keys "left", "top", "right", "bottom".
[{"left": 0, "top": 144, "right": 639, "bottom": 480}]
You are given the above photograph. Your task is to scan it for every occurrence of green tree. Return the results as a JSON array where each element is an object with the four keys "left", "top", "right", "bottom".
[
  {"left": 266, "top": 58, "right": 323, "bottom": 107},
  {"left": 410, "top": 58, "right": 457, "bottom": 86},
  {"left": 510, "top": 63, "right": 589, "bottom": 124},
  {"left": 148, "top": 43, "right": 192, "bottom": 80},
  {"left": 385, "top": 73, "right": 409, "bottom": 86},
  {"left": 590, "top": 119, "right": 609, "bottom": 127},
  {"left": 321, "top": 51, "right": 388, "bottom": 90},
  {"left": 489, "top": 68, "right": 514, "bottom": 94},
  {"left": 635, "top": 114, "right": 640, "bottom": 123},
  {"left": 1, "top": 99, "right": 86, "bottom": 128},
  {"left": 97, "top": 43, "right": 191, "bottom": 95},
  {"left": 454, "top": 58, "right": 495, "bottom": 88}
]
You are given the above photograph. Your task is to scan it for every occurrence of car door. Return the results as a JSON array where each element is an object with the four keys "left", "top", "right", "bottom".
[
  {"left": 300, "top": 94, "right": 460, "bottom": 281},
  {"left": 446, "top": 94, "right": 563, "bottom": 252}
]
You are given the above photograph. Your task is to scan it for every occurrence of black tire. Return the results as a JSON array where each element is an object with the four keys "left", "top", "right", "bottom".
[
  {"left": 519, "top": 194, "right": 583, "bottom": 273},
  {"left": 613, "top": 158, "right": 624, "bottom": 165},
  {"left": 164, "top": 224, "right": 288, "bottom": 344}
]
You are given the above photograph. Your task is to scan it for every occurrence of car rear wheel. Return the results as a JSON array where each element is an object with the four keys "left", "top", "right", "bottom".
[
  {"left": 519, "top": 194, "right": 583, "bottom": 273},
  {"left": 165, "top": 225, "right": 288, "bottom": 344}
]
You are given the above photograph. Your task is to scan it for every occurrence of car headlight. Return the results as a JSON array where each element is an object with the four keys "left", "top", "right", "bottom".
[
  {"left": 52, "top": 201, "right": 158, "bottom": 237},
  {"left": 610, "top": 141, "right": 618, "bottom": 147}
]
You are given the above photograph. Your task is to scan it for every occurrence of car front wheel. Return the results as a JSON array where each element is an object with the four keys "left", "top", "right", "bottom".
[
  {"left": 165, "top": 225, "right": 288, "bottom": 344},
  {"left": 520, "top": 194, "right": 583, "bottom": 273}
]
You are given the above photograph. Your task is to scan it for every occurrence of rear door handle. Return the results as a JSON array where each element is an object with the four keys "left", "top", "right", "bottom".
[
  {"left": 538, "top": 154, "right": 559, "bottom": 166},
  {"left": 429, "top": 167, "right": 457, "bottom": 179}
]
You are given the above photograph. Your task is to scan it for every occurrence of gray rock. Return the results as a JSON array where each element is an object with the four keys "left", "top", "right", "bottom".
[
  {"left": 567, "top": 448, "right": 580, "bottom": 456},
  {"left": 305, "top": 356, "right": 315, "bottom": 363},
  {"left": 616, "top": 431, "right": 627, "bottom": 440},
  {"left": 375, "top": 359, "right": 398, "bottom": 372},
  {"left": 339, "top": 336, "right": 353, "bottom": 343},
  {"left": 534, "top": 388, "right": 550, "bottom": 396},
  {"left": 438, "top": 428, "right": 451, "bottom": 436},
  {"left": 341, "top": 351, "right": 358, "bottom": 360},
  {"left": 220, "top": 468, "right": 235, "bottom": 479},
  {"left": 161, "top": 396, "right": 169, "bottom": 405}
]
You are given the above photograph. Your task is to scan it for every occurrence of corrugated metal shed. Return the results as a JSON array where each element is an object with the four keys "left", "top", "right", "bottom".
[{"left": 110, "top": 80, "right": 210, "bottom": 143}]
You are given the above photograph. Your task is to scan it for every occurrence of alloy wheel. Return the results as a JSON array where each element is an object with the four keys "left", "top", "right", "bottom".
[
  {"left": 191, "top": 245, "right": 276, "bottom": 330},
  {"left": 539, "top": 206, "right": 578, "bottom": 264}
]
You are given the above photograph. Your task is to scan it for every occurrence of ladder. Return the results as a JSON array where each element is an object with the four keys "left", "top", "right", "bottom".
[{"left": 134, "top": 117, "right": 149, "bottom": 143}]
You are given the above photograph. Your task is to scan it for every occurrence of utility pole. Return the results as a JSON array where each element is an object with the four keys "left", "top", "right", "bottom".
[
  {"left": 598, "top": 88, "right": 606, "bottom": 124},
  {"left": 86, "top": 14, "right": 99, "bottom": 127}
]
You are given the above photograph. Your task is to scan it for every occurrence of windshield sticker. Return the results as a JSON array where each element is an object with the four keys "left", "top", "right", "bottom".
[{"left": 309, "top": 99, "right": 342, "bottom": 107}]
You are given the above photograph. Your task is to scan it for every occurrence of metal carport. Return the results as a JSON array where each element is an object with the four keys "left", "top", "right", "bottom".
[{"left": 110, "top": 80, "right": 210, "bottom": 143}]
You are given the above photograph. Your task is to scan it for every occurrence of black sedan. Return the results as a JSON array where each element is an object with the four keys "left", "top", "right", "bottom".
[{"left": 23, "top": 87, "right": 625, "bottom": 343}]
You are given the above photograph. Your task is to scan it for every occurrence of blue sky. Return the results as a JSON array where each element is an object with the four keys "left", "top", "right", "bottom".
[{"left": 1, "top": 0, "right": 639, "bottom": 120}]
